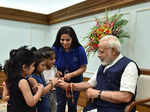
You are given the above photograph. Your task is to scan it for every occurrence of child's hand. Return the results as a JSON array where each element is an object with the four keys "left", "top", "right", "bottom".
[
  {"left": 32, "top": 86, "right": 38, "bottom": 93},
  {"left": 51, "top": 77, "right": 59, "bottom": 86},
  {"left": 2, "top": 81, "right": 10, "bottom": 102},
  {"left": 56, "top": 71, "right": 62, "bottom": 77},
  {"left": 37, "top": 83, "right": 44, "bottom": 93},
  {"left": 64, "top": 73, "right": 72, "bottom": 81},
  {"left": 28, "top": 77, "right": 38, "bottom": 89}
]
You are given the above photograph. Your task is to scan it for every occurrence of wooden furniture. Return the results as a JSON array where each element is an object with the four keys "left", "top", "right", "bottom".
[
  {"left": 0, "top": 71, "right": 6, "bottom": 97},
  {"left": 77, "top": 77, "right": 89, "bottom": 107},
  {"left": 125, "top": 69, "right": 150, "bottom": 112},
  {"left": 0, "top": 0, "right": 149, "bottom": 25}
]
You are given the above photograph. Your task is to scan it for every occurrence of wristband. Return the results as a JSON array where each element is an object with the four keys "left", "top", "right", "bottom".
[{"left": 98, "top": 90, "right": 102, "bottom": 99}]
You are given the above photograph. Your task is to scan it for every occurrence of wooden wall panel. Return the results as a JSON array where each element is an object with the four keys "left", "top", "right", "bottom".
[
  {"left": 0, "top": 72, "right": 6, "bottom": 97},
  {"left": 0, "top": 0, "right": 149, "bottom": 25},
  {"left": 0, "top": 7, "right": 49, "bottom": 25},
  {"left": 136, "top": 104, "right": 150, "bottom": 112},
  {"left": 48, "top": 0, "right": 149, "bottom": 24},
  {"left": 140, "top": 68, "right": 150, "bottom": 76}
]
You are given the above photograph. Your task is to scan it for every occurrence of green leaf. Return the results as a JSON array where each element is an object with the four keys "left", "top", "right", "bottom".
[
  {"left": 118, "top": 32, "right": 129, "bottom": 38},
  {"left": 115, "top": 19, "right": 128, "bottom": 27},
  {"left": 109, "top": 13, "right": 117, "bottom": 22},
  {"left": 116, "top": 14, "right": 123, "bottom": 21}
]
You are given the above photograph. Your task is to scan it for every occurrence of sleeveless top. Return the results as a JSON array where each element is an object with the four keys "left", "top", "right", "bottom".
[{"left": 7, "top": 76, "right": 36, "bottom": 112}]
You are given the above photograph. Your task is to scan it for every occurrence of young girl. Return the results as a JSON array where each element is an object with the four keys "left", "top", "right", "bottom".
[
  {"left": 31, "top": 48, "right": 58, "bottom": 112},
  {"left": 39, "top": 47, "right": 57, "bottom": 112},
  {"left": 2, "top": 46, "right": 43, "bottom": 112}
]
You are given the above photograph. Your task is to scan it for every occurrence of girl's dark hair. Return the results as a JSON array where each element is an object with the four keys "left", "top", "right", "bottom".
[
  {"left": 53, "top": 26, "right": 81, "bottom": 48},
  {"left": 4, "top": 46, "right": 35, "bottom": 90},
  {"left": 38, "top": 47, "right": 55, "bottom": 59},
  {"left": 32, "top": 48, "right": 48, "bottom": 74}
]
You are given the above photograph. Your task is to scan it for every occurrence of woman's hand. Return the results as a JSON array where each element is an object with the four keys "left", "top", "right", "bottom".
[
  {"left": 56, "top": 79, "right": 69, "bottom": 89},
  {"left": 64, "top": 73, "right": 72, "bottom": 81},
  {"left": 51, "top": 77, "right": 59, "bottom": 87}
]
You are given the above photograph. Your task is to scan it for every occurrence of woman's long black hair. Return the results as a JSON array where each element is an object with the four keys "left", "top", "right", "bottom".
[
  {"left": 53, "top": 26, "right": 81, "bottom": 48},
  {"left": 4, "top": 46, "right": 35, "bottom": 90}
]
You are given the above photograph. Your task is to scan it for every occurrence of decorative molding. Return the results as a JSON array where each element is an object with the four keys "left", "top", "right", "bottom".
[
  {"left": 127, "top": 12, "right": 131, "bottom": 57},
  {"left": 133, "top": 7, "right": 150, "bottom": 60},
  {"left": 0, "top": 0, "right": 149, "bottom": 25},
  {"left": 48, "top": 11, "right": 130, "bottom": 33},
  {"left": 140, "top": 68, "right": 150, "bottom": 75},
  {"left": 0, "top": 7, "right": 49, "bottom": 25},
  {"left": 136, "top": 7, "right": 150, "bottom": 12},
  {"left": 48, "top": 0, "right": 149, "bottom": 24}
]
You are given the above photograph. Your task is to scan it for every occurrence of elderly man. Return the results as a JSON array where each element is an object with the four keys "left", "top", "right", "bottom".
[{"left": 57, "top": 35, "right": 140, "bottom": 112}]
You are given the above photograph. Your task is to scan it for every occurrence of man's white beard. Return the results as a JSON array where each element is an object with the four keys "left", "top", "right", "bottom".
[{"left": 101, "top": 61, "right": 109, "bottom": 66}]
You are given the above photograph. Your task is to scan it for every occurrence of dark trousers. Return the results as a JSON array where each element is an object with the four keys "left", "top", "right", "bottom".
[
  {"left": 56, "top": 87, "right": 80, "bottom": 112},
  {"left": 83, "top": 100, "right": 98, "bottom": 112},
  {"left": 37, "top": 95, "right": 51, "bottom": 112},
  {"left": 83, "top": 100, "right": 134, "bottom": 112}
]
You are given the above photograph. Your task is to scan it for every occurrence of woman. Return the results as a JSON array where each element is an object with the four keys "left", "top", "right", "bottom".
[{"left": 53, "top": 26, "right": 88, "bottom": 112}]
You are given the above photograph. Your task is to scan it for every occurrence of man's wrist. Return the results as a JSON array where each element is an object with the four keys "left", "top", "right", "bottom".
[{"left": 98, "top": 90, "right": 102, "bottom": 99}]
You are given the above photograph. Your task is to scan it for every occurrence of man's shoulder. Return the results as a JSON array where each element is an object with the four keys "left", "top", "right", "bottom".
[
  {"left": 120, "top": 56, "right": 138, "bottom": 67},
  {"left": 118, "top": 56, "right": 133, "bottom": 63}
]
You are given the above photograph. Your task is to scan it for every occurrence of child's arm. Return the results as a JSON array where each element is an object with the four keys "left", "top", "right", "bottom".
[
  {"left": 42, "top": 77, "right": 58, "bottom": 95},
  {"left": 28, "top": 77, "right": 39, "bottom": 93},
  {"left": 2, "top": 82, "right": 10, "bottom": 102},
  {"left": 19, "top": 79, "right": 43, "bottom": 107}
]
